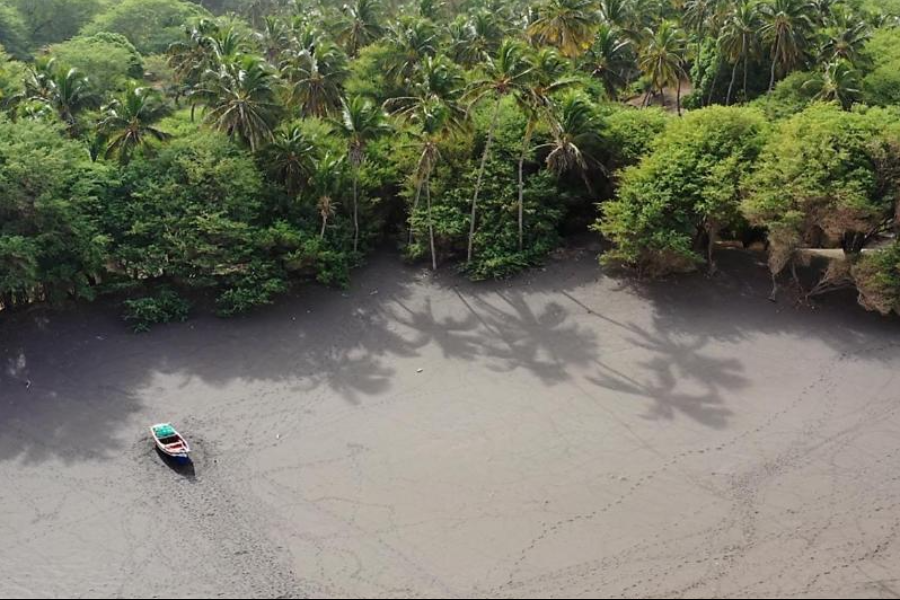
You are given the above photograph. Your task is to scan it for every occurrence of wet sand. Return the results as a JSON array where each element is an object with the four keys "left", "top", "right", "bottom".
[{"left": 1, "top": 249, "right": 899, "bottom": 598}]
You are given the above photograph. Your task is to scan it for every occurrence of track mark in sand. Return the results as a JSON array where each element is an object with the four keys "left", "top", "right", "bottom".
[{"left": 129, "top": 436, "right": 306, "bottom": 599}]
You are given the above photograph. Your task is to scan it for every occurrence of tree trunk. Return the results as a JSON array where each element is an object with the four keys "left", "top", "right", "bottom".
[
  {"left": 320, "top": 214, "right": 327, "bottom": 239},
  {"left": 707, "top": 60, "right": 720, "bottom": 106},
  {"left": 726, "top": 59, "right": 739, "bottom": 105},
  {"left": 352, "top": 167, "right": 360, "bottom": 252},
  {"left": 517, "top": 121, "right": 535, "bottom": 252},
  {"left": 676, "top": 77, "right": 682, "bottom": 116},
  {"left": 426, "top": 173, "right": 437, "bottom": 271},
  {"left": 707, "top": 224, "right": 718, "bottom": 275},
  {"left": 467, "top": 98, "right": 502, "bottom": 265},
  {"left": 408, "top": 174, "right": 424, "bottom": 245},
  {"left": 742, "top": 38, "right": 749, "bottom": 102},
  {"left": 768, "top": 37, "right": 780, "bottom": 93}
]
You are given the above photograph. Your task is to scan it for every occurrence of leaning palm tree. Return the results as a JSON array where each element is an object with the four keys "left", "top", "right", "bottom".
[
  {"left": 718, "top": 0, "right": 762, "bottom": 105},
  {"left": 333, "top": 95, "right": 388, "bottom": 252},
  {"left": 528, "top": 0, "right": 600, "bottom": 58},
  {"left": 195, "top": 56, "right": 279, "bottom": 151},
  {"left": 544, "top": 91, "right": 606, "bottom": 194},
  {"left": 638, "top": 21, "right": 687, "bottom": 114},
  {"left": 463, "top": 39, "right": 532, "bottom": 264},
  {"left": 281, "top": 40, "right": 349, "bottom": 117},
  {"left": 759, "top": 0, "right": 815, "bottom": 93},
  {"left": 803, "top": 60, "right": 861, "bottom": 109},
  {"left": 267, "top": 123, "right": 316, "bottom": 197},
  {"left": 515, "top": 48, "right": 577, "bottom": 250},
  {"left": 99, "top": 86, "right": 171, "bottom": 163},
  {"left": 581, "top": 23, "right": 634, "bottom": 100},
  {"left": 336, "top": 0, "right": 384, "bottom": 57}
]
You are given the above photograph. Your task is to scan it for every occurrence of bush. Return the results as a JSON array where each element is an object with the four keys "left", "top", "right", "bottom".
[
  {"left": 47, "top": 33, "right": 144, "bottom": 95},
  {"left": 853, "top": 243, "right": 900, "bottom": 315},
  {"left": 81, "top": 0, "right": 210, "bottom": 55},
  {"left": 599, "top": 106, "right": 768, "bottom": 275},
  {"left": 123, "top": 288, "right": 191, "bottom": 332}
]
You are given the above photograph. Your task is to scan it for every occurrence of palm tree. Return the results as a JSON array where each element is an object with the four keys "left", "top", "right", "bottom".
[
  {"left": 309, "top": 153, "right": 346, "bottom": 240},
  {"left": 464, "top": 39, "right": 532, "bottom": 264},
  {"left": 448, "top": 10, "right": 505, "bottom": 67},
  {"left": 337, "top": 0, "right": 384, "bottom": 57},
  {"left": 281, "top": 40, "right": 349, "bottom": 117},
  {"left": 23, "top": 60, "right": 95, "bottom": 129},
  {"left": 333, "top": 95, "right": 388, "bottom": 252},
  {"left": 196, "top": 56, "right": 279, "bottom": 151},
  {"left": 528, "top": 0, "right": 600, "bottom": 58},
  {"left": 719, "top": 0, "right": 762, "bottom": 105},
  {"left": 256, "top": 16, "right": 291, "bottom": 64},
  {"left": 383, "top": 16, "right": 439, "bottom": 86},
  {"left": 581, "top": 23, "right": 633, "bottom": 100},
  {"left": 99, "top": 86, "right": 171, "bottom": 163},
  {"left": 638, "top": 21, "right": 687, "bottom": 114},
  {"left": 544, "top": 91, "right": 606, "bottom": 194},
  {"left": 759, "top": 0, "right": 815, "bottom": 93},
  {"left": 684, "top": 0, "right": 723, "bottom": 102},
  {"left": 819, "top": 5, "right": 870, "bottom": 66},
  {"left": 515, "top": 48, "right": 577, "bottom": 250},
  {"left": 385, "top": 55, "right": 466, "bottom": 264},
  {"left": 803, "top": 60, "right": 860, "bottom": 109},
  {"left": 267, "top": 123, "right": 316, "bottom": 197}
]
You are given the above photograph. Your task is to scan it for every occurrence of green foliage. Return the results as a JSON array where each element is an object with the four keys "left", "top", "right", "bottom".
[
  {"left": 0, "top": 117, "right": 113, "bottom": 307},
  {"left": 598, "top": 104, "right": 669, "bottom": 169},
  {"left": 0, "top": 47, "right": 26, "bottom": 103},
  {"left": 12, "top": 0, "right": 108, "bottom": 48},
  {"left": 853, "top": 242, "right": 900, "bottom": 315},
  {"left": 0, "top": 3, "right": 28, "bottom": 58},
  {"left": 47, "top": 33, "right": 144, "bottom": 95},
  {"left": 82, "top": 0, "right": 210, "bottom": 55},
  {"left": 123, "top": 288, "right": 191, "bottom": 332},
  {"left": 861, "top": 27, "right": 900, "bottom": 106},
  {"left": 599, "top": 106, "right": 768, "bottom": 274},
  {"left": 743, "top": 103, "right": 900, "bottom": 273}
]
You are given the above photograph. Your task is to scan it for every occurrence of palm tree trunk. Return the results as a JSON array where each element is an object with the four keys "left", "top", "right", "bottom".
[
  {"left": 320, "top": 214, "right": 327, "bottom": 239},
  {"left": 743, "top": 53, "right": 749, "bottom": 102},
  {"left": 517, "top": 121, "right": 534, "bottom": 252},
  {"left": 352, "top": 167, "right": 360, "bottom": 252},
  {"left": 726, "top": 59, "right": 739, "bottom": 105},
  {"left": 706, "top": 62, "right": 719, "bottom": 106},
  {"left": 676, "top": 77, "right": 682, "bottom": 116},
  {"left": 426, "top": 173, "right": 437, "bottom": 271},
  {"left": 408, "top": 173, "right": 424, "bottom": 245},
  {"left": 467, "top": 97, "right": 502, "bottom": 265},
  {"left": 768, "top": 38, "right": 779, "bottom": 93}
]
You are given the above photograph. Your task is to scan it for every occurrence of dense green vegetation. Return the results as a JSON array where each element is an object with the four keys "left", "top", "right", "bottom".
[{"left": 1, "top": 0, "right": 900, "bottom": 327}]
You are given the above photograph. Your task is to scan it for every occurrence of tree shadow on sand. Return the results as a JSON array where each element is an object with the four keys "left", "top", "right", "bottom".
[{"left": 2, "top": 248, "right": 900, "bottom": 464}]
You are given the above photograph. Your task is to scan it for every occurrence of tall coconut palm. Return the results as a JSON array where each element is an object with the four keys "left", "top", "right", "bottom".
[
  {"left": 528, "top": 0, "right": 600, "bottom": 58},
  {"left": 267, "top": 123, "right": 316, "bottom": 197},
  {"left": 99, "top": 86, "right": 171, "bottom": 163},
  {"left": 281, "top": 40, "right": 349, "bottom": 117},
  {"left": 684, "top": 0, "right": 723, "bottom": 101},
  {"left": 719, "top": 0, "right": 761, "bottom": 105},
  {"left": 638, "top": 21, "right": 687, "bottom": 114},
  {"left": 333, "top": 95, "right": 388, "bottom": 252},
  {"left": 196, "top": 56, "right": 279, "bottom": 151},
  {"left": 759, "top": 0, "right": 815, "bottom": 93},
  {"left": 337, "top": 0, "right": 384, "bottom": 57},
  {"left": 385, "top": 55, "right": 466, "bottom": 263},
  {"left": 581, "top": 23, "right": 634, "bottom": 100},
  {"left": 463, "top": 39, "right": 532, "bottom": 264},
  {"left": 515, "top": 48, "right": 577, "bottom": 250},
  {"left": 544, "top": 91, "right": 606, "bottom": 194},
  {"left": 256, "top": 16, "right": 291, "bottom": 64}
]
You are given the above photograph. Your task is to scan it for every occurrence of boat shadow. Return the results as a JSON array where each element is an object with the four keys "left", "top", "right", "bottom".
[{"left": 155, "top": 447, "right": 196, "bottom": 480}]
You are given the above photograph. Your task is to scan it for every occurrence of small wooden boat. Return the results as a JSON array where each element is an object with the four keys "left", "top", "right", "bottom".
[{"left": 150, "top": 423, "right": 191, "bottom": 459}]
